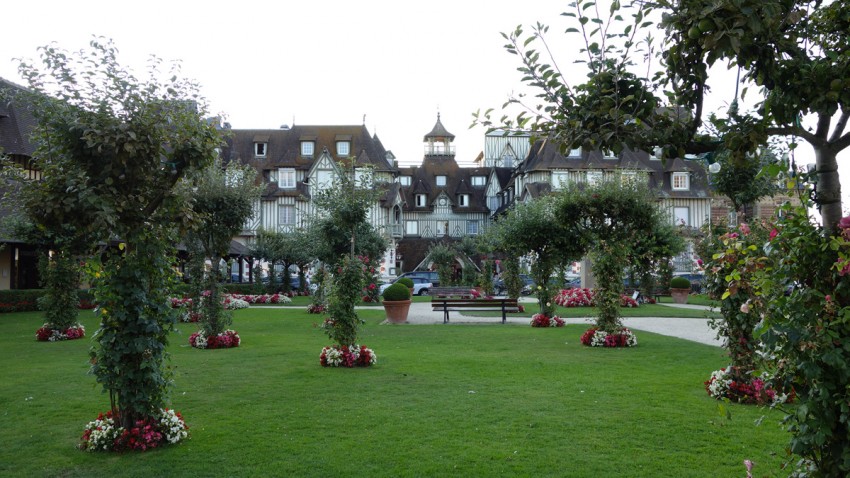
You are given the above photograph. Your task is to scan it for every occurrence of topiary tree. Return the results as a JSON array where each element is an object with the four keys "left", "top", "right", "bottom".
[
  {"left": 10, "top": 38, "right": 220, "bottom": 430},
  {"left": 312, "top": 163, "right": 385, "bottom": 356},
  {"left": 183, "top": 158, "right": 261, "bottom": 341},
  {"left": 426, "top": 242, "right": 457, "bottom": 287}
]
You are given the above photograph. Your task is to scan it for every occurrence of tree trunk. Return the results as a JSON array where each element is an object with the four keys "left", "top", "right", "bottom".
[{"left": 816, "top": 146, "right": 842, "bottom": 234}]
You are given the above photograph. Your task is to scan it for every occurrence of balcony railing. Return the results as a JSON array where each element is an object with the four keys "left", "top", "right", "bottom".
[
  {"left": 388, "top": 224, "right": 403, "bottom": 238},
  {"left": 424, "top": 145, "right": 455, "bottom": 156}
]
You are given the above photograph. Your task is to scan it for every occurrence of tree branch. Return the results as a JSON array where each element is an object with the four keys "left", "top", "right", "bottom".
[
  {"left": 766, "top": 125, "right": 825, "bottom": 148},
  {"left": 829, "top": 110, "right": 849, "bottom": 144},
  {"left": 815, "top": 112, "right": 832, "bottom": 139}
]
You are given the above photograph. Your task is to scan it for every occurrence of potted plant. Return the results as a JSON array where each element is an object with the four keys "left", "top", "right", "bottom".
[
  {"left": 382, "top": 282, "right": 412, "bottom": 324},
  {"left": 670, "top": 276, "right": 691, "bottom": 304},
  {"left": 396, "top": 277, "right": 415, "bottom": 297}
]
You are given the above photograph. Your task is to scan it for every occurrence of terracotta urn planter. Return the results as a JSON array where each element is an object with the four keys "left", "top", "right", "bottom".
[
  {"left": 383, "top": 299, "right": 412, "bottom": 324},
  {"left": 670, "top": 288, "right": 690, "bottom": 304}
]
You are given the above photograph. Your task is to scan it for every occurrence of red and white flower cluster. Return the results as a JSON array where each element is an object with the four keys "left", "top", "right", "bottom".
[
  {"left": 36, "top": 323, "right": 85, "bottom": 342},
  {"left": 227, "top": 293, "right": 292, "bottom": 304},
  {"left": 704, "top": 366, "right": 792, "bottom": 405},
  {"left": 189, "top": 329, "right": 241, "bottom": 349},
  {"left": 530, "top": 313, "right": 565, "bottom": 327},
  {"left": 580, "top": 327, "right": 638, "bottom": 347},
  {"left": 554, "top": 288, "right": 640, "bottom": 308},
  {"left": 319, "top": 344, "right": 377, "bottom": 367},
  {"left": 79, "top": 408, "right": 188, "bottom": 452}
]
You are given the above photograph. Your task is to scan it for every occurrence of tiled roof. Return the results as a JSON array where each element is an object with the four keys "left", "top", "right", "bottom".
[
  {"left": 0, "top": 78, "right": 37, "bottom": 158},
  {"left": 399, "top": 156, "right": 489, "bottom": 212},
  {"left": 423, "top": 113, "right": 455, "bottom": 141}
]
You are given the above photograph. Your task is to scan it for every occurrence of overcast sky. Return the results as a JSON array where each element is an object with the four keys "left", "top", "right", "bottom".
[{"left": 2, "top": 0, "right": 844, "bottom": 208}]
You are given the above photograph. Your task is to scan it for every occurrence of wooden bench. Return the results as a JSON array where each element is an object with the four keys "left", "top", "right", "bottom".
[
  {"left": 430, "top": 288, "right": 519, "bottom": 324},
  {"left": 430, "top": 287, "right": 477, "bottom": 298},
  {"left": 625, "top": 288, "right": 665, "bottom": 303}
]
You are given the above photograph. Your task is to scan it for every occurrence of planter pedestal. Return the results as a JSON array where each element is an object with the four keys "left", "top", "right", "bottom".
[
  {"left": 670, "top": 288, "right": 690, "bottom": 304},
  {"left": 383, "top": 299, "right": 412, "bottom": 324}
]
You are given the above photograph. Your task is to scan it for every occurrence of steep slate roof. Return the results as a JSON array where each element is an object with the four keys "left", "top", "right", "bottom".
[
  {"left": 221, "top": 124, "right": 398, "bottom": 201},
  {"left": 514, "top": 138, "right": 710, "bottom": 200},
  {"left": 0, "top": 78, "right": 37, "bottom": 158},
  {"left": 399, "top": 156, "right": 488, "bottom": 213},
  {"left": 423, "top": 113, "right": 455, "bottom": 141}
]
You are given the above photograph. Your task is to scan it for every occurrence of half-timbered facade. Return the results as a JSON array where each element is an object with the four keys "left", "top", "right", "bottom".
[{"left": 221, "top": 124, "right": 403, "bottom": 276}]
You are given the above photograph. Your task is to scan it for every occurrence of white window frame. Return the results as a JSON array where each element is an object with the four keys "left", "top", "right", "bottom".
[
  {"left": 436, "top": 175, "right": 447, "bottom": 187},
  {"left": 278, "top": 205, "right": 296, "bottom": 225},
  {"left": 672, "top": 172, "right": 690, "bottom": 190},
  {"left": 399, "top": 176, "right": 411, "bottom": 186},
  {"left": 673, "top": 206, "right": 690, "bottom": 226},
  {"left": 621, "top": 171, "right": 638, "bottom": 186},
  {"left": 301, "top": 141, "right": 314, "bottom": 157},
  {"left": 587, "top": 171, "right": 603, "bottom": 185},
  {"left": 467, "top": 221, "right": 479, "bottom": 235},
  {"left": 552, "top": 171, "right": 569, "bottom": 190},
  {"left": 254, "top": 142, "right": 267, "bottom": 157},
  {"left": 336, "top": 141, "right": 350, "bottom": 156},
  {"left": 471, "top": 176, "right": 486, "bottom": 187},
  {"left": 416, "top": 194, "right": 427, "bottom": 207},
  {"left": 405, "top": 220, "right": 418, "bottom": 236},
  {"left": 602, "top": 149, "right": 617, "bottom": 159},
  {"left": 568, "top": 147, "right": 581, "bottom": 157},
  {"left": 278, "top": 168, "right": 296, "bottom": 189},
  {"left": 458, "top": 194, "right": 469, "bottom": 207}
]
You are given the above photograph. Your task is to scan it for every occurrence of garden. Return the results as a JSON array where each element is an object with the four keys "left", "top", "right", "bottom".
[{"left": 0, "top": 306, "right": 787, "bottom": 477}]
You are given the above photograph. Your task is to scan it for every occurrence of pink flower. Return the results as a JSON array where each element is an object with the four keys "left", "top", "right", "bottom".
[
  {"left": 739, "top": 223, "right": 751, "bottom": 235},
  {"left": 826, "top": 295, "right": 832, "bottom": 302},
  {"left": 839, "top": 216, "right": 850, "bottom": 230},
  {"left": 696, "top": 259, "right": 703, "bottom": 266},
  {"left": 740, "top": 302, "right": 750, "bottom": 313},
  {"left": 769, "top": 228, "right": 778, "bottom": 241}
]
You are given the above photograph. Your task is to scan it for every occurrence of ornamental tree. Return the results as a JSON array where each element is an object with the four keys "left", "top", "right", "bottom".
[
  {"left": 486, "top": 195, "right": 589, "bottom": 317},
  {"left": 558, "top": 179, "right": 681, "bottom": 333},
  {"left": 183, "top": 158, "right": 261, "bottom": 338},
  {"left": 312, "top": 163, "right": 386, "bottom": 349},
  {"left": 11, "top": 38, "right": 220, "bottom": 429}
]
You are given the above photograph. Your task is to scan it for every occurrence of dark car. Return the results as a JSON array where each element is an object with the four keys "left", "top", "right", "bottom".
[
  {"left": 398, "top": 271, "right": 440, "bottom": 288},
  {"left": 494, "top": 274, "right": 534, "bottom": 295}
]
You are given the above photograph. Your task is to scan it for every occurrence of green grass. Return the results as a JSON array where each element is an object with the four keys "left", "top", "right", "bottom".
[
  {"left": 0, "top": 308, "right": 790, "bottom": 477},
  {"left": 658, "top": 294, "right": 717, "bottom": 307}
]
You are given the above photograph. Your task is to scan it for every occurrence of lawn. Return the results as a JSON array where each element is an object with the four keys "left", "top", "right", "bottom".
[{"left": 1, "top": 308, "right": 790, "bottom": 477}]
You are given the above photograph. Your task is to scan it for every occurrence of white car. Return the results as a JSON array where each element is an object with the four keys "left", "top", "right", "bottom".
[{"left": 380, "top": 278, "right": 433, "bottom": 296}]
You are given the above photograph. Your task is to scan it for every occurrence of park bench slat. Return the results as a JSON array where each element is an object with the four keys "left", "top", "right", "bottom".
[{"left": 431, "top": 296, "right": 519, "bottom": 324}]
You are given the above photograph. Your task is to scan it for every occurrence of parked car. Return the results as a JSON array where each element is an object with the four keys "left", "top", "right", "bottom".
[
  {"left": 494, "top": 274, "right": 535, "bottom": 295},
  {"left": 397, "top": 271, "right": 440, "bottom": 287},
  {"left": 380, "top": 277, "right": 433, "bottom": 296}
]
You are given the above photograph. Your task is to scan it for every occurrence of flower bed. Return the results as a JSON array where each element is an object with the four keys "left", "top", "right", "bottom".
[
  {"left": 79, "top": 408, "right": 188, "bottom": 452},
  {"left": 36, "top": 323, "right": 86, "bottom": 342},
  {"left": 554, "top": 288, "right": 639, "bottom": 308},
  {"left": 580, "top": 327, "right": 638, "bottom": 347},
  {"left": 704, "top": 366, "right": 792, "bottom": 405},
  {"left": 530, "top": 313, "right": 565, "bottom": 327},
  {"left": 226, "top": 293, "right": 292, "bottom": 304},
  {"left": 307, "top": 303, "right": 326, "bottom": 314},
  {"left": 319, "top": 344, "right": 377, "bottom": 367},
  {"left": 189, "top": 329, "right": 240, "bottom": 349},
  {"left": 222, "top": 297, "right": 249, "bottom": 310}
]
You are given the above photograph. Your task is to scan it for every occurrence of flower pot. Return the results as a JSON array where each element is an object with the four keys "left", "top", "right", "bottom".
[
  {"left": 670, "top": 288, "right": 690, "bottom": 304},
  {"left": 383, "top": 299, "right": 412, "bottom": 324}
]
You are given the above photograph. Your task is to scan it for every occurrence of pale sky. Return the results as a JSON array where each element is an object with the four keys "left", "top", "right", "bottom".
[{"left": 2, "top": 0, "right": 844, "bottom": 208}]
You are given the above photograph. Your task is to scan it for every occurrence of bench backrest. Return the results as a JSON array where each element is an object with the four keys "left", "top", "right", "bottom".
[{"left": 430, "top": 287, "right": 476, "bottom": 297}]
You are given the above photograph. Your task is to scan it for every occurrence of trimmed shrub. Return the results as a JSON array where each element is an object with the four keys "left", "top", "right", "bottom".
[
  {"left": 382, "top": 283, "right": 411, "bottom": 301},
  {"left": 0, "top": 289, "right": 44, "bottom": 313},
  {"left": 396, "top": 277, "right": 414, "bottom": 288},
  {"left": 670, "top": 276, "right": 691, "bottom": 289}
]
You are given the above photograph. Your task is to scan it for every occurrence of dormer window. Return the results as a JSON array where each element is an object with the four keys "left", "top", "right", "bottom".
[
  {"left": 602, "top": 149, "right": 617, "bottom": 159},
  {"left": 568, "top": 147, "right": 581, "bottom": 158},
  {"left": 254, "top": 142, "right": 267, "bottom": 157},
  {"left": 416, "top": 194, "right": 428, "bottom": 207},
  {"left": 672, "top": 172, "right": 689, "bottom": 190},
  {"left": 399, "top": 176, "right": 411, "bottom": 186},
  {"left": 301, "top": 141, "right": 314, "bottom": 157},
  {"left": 278, "top": 168, "right": 296, "bottom": 189},
  {"left": 458, "top": 194, "right": 469, "bottom": 207},
  {"left": 436, "top": 175, "right": 447, "bottom": 187},
  {"left": 336, "top": 141, "right": 350, "bottom": 156},
  {"left": 471, "top": 176, "right": 485, "bottom": 187}
]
